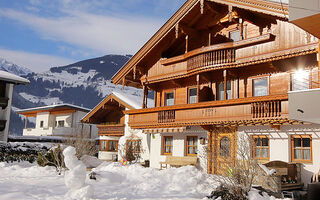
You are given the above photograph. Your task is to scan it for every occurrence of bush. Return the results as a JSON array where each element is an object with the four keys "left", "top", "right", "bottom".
[
  {"left": 37, "top": 145, "right": 65, "bottom": 175},
  {"left": 0, "top": 142, "right": 48, "bottom": 163}
]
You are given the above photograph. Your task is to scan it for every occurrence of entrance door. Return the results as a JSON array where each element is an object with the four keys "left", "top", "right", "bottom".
[{"left": 209, "top": 128, "right": 236, "bottom": 175}]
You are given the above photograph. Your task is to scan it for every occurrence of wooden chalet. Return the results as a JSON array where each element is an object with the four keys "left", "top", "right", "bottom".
[
  {"left": 111, "top": 0, "right": 320, "bottom": 184},
  {"left": 82, "top": 92, "right": 153, "bottom": 161}
]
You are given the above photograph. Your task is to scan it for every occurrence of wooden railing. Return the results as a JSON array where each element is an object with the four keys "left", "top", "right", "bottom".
[
  {"left": 127, "top": 95, "right": 289, "bottom": 129},
  {"left": 251, "top": 100, "right": 282, "bottom": 118},
  {"left": 158, "top": 110, "right": 175, "bottom": 123},
  {"left": 187, "top": 48, "right": 235, "bottom": 71},
  {"left": 97, "top": 124, "right": 125, "bottom": 136}
]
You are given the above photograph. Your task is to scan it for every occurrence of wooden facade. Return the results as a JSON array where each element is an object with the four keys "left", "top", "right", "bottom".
[{"left": 111, "top": 0, "right": 319, "bottom": 174}]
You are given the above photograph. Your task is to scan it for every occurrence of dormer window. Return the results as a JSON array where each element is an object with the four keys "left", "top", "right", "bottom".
[{"left": 229, "top": 30, "right": 241, "bottom": 42}]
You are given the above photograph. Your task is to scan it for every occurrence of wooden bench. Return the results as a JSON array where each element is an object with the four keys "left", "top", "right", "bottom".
[{"left": 160, "top": 156, "right": 198, "bottom": 169}]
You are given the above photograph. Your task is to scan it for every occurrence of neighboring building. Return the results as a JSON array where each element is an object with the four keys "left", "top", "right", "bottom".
[
  {"left": 17, "top": 104, "right": 96, "bottom": 138},
  {"left": 81, "top": 92, "right": 153, "bottom": 162},
  {"left": 0, "top": 70, "right": 29, "bottom": 142},
  {"left": 111, "top": 0, "right": 320, "bottom": 186}
]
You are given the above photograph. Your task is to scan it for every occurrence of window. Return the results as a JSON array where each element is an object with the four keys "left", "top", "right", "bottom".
[
  {"left": 100, "top": 140, "right": 118, "bottom": 152},
  {"left": 252, "top": 135, "right": 269, "bottom": 160},
  {"left": 219, "top": 137, "right": 231, "bottom": 157},
  {"left": 188, "top": 88, "right": 198, "bottom": 104},
  {"left": 186, "top": 136, "right": 198, "bottom": 156},
  {"left": 57, "top": 120, "right": 65, "bottom": 128},
  {"left": 165, "top": 92, "right": 174, "bottom": 106},
  {"left": 292, "top": 70, "right": 309, "bottom": 91},
  {"left": 291, "top": 135, "right": 312, "bottom": 162},
  {"left": 218, "top": 82, "right": 232, "bottom": 100},
  {"left": 229, "top": 30, "right": 241, "bottom": 42},
  {"left": 253, "top": 78, "right": 268, "bottom": 97},
  {"left": 126, "top": 140, "right": 141, "bottom": 153},
  {"left": 40, "top": 121, "right": 44, "bottom": 128},
  {"left": 163, "top": 136, "right": 173, "bottom": 155}
]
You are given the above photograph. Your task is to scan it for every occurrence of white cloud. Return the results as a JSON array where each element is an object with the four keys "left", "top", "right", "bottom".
[
  {"left": 0, "top": 48, "right": 74, "bottom": 72},
  {"left": 0, "top": 8, "right": 163, "bottom": 55}
]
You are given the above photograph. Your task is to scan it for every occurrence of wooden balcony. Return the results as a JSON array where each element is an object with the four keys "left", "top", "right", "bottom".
[
  {"left": 97, "top": 124, "right": 125, "bottom": 136},
  {"left": 127, "top": 95, "right": 290, "bottom": 129}
]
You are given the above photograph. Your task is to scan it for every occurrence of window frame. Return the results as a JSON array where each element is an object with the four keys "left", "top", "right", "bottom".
[
  {"left": 252, "top": 135, "right": 270, "bottom": 161},
  {"left": 217, "top": 81, "right": 232, "bottom": 101},
  {"left": 252, "top": 76, "right": 269, "bottom": 97},
  {"left": 57, "top": 120, "right": 65, "bottom": 128},
  {"left": 126, "top": 140, "right": 141, "bottom": 154},
  {"left": 188, "top": 87, "right": 198, "bottom": 104},
  {"left": 164, "top": 91, "right": 175, "bottom": 106},
  {"left": 291, "top": 70, "right": 311, "bottom": 91},
  {"left": 40, "top": 121, "right": 44, "bottom": 128},
  {"left": 229, "top": 29, "right": 241, "bottom": 42},
  {"left": 291, "top": 135, "right": 312, "bottom": 163},
  {"left": 186, "top": 136, "right": 198, "bottom": 156},
  {"left": 100, "top": 140, "right": 119, "bottom": 152},
  {"left": 163, "top": 136, "right": 173, "bottom": 155}
]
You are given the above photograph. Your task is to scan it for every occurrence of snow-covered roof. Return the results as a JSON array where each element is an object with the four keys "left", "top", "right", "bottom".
[
  {"left": 113, "top": 91, "right": 154, "bottom": 109},
  {"left": 17, "top": 103, "right": 90, "bottom": 114},
  {"left": 0, "top": 70, "right": 29, "bottom": 85},
  {"left": 81, "top": 91, "right": 154, "bottom": 123}
]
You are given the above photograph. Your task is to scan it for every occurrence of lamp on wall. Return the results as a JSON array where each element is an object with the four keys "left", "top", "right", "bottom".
[{"left": 200, "top": 137, "right": 206, "bottom": 145}]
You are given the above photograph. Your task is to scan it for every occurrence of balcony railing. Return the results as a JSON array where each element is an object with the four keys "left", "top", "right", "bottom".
[
  {"left": 127, "top": 95, "right": 289, "bottom": 129},
  {"left": 251, "top": 100, "right": 282, "bottom": 118},
  {"left": 187, "top": 48, "right": 235, "bottom": 71},
  {"left": 97, "top": 124, "right": 125, "bottom": 136},
  {"left": 158, "top": 110, "right": 175, "bottom": 123}
]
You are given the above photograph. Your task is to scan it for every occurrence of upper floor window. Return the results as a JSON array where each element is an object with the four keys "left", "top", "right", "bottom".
[
  {"left": 188, "top": 88, "right": 198, "bottom": 104},
  {"left": 57, "top": 120, "right": 65, "bottom": 128},
  {"left": 165, "top": 92, "right": 174, "bottom": 106},
  {"left": 218, "top": 82, "right": 232, "bottom": 100},
  {"left": 252, "top": 135, "right": 269, "bottom": 160},
  {"left": 292, "top": 70, "right": 309, "bottom": 91},
  {"left": 229, "top": 30, "right": 241, "bottom": 42},
  {"left": 291, "top": 135, "right": 312, "bottom": 163},
  {"left": 40, "top": 121, "right": 44, "bottom": 128},
  {"left": 253, "top": 78, "right": 268, "bottom": 97}
]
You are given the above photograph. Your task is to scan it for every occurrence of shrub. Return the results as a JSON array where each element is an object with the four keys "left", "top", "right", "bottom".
[{"left": 37, "top": 145, "right": 65, "bottom": 175}]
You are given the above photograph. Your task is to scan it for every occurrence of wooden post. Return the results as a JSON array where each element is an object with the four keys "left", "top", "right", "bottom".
[
  {"left": 318, "top": 41, "right": 320, "bottom": 88},
  {"left": 142, "top": 84, "right": 146, "bottom": 108},
  {"left": 208, "top": 33, "right": 211, "bottom": 46},
  {"left": 197, "top": 74, "right": 200, "bottom": 103},
  {"left": 223, "top": 70, "right": 227, "bottom": 100},
  {"left": 185, "top": 35, "right": 189, "bottom": 53},
  {"left": 207, "top": 130, "right": 213, "bottom": 174},
  {"left": 145, "top": 87, "right": 148, "bottom": 108}
]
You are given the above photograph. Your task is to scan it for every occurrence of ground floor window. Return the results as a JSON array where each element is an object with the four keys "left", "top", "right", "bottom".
[
  {"left": 291, "top": 135, "right": 312, "bottom": 163},
  {"left": 186, "top": 136, "right": 198, "bottom": 156},
  {"left": 163, "top": 136, "right": 173, "bottom": 155},
  {"left": 252, "top": 135, "right": 269, "bottom": 160},
  {"left": 126, "top": 140, "right": 141, "bottom": 153},
  {"left": 100, "top": 140, "right": 118, "bottom": 152}
]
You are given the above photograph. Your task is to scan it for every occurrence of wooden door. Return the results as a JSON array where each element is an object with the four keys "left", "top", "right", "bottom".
[{"left": 209, "top": 128, "right": 236, "bottom": 175}]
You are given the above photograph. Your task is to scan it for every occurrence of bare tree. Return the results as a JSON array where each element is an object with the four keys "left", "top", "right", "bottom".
[
  {"left": 118, "top": 136, "right": 144, "bottom": 164},
  {"left": 64, "top": 128, "right": 98, "bottom": 159},
  {"left": 37, "top": 144, "right": 66, "bottom": 175}
]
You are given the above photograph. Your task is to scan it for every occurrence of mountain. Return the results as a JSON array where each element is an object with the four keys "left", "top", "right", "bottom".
[
  {"left": 9, "top": 54, "right": 144, "bottom": 135},
  {"left": 0, "top": 58, "right": 33, "bottom": 76}
]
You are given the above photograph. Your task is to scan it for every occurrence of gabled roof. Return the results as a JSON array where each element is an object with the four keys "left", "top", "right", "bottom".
[
  {"left": 81, "top": 91, "right": 154, "bottom": 123},
  {"left": 17, "top": 104, "right": 90, "bottom": 116},
  {"left": 112, "top": 0, "right": 288, "bottom": 86},
  {"left": 0, "top": 70, "right": 30, "bottom": 85}
]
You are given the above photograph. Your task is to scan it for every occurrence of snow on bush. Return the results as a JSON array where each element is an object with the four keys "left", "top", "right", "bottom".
[{"left": 63, "top": 146, "right": 93, "bottom": 200}]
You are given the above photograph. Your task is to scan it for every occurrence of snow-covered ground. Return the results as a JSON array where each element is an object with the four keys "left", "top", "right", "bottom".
[{"left": 0, "top": 161, "right": 285, "bottom": 200}]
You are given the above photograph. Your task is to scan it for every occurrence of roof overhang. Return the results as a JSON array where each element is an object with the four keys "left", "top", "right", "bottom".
[{"left": 111, "top": 0, "right": 289, "bottom": 87}]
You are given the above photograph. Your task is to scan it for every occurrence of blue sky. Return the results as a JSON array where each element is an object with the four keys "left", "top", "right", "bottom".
[{"left": 0, "top": 0, "right": 185, "bottom": 72}]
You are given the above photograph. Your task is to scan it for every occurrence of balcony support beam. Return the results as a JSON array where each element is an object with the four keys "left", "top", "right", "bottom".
[{"left": 223, "top": 70, "right": 227, "bottom": 100}]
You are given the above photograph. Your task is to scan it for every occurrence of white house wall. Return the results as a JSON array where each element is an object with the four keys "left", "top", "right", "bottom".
[
  {"left": 0, "top": 83, "right": 13, "bottom": 142},
  {"left": 149, "top": 126, "right": 207, "bottom": 171},
  {"left": 238, "top": 124, "right": 320, "bottom": 186}
]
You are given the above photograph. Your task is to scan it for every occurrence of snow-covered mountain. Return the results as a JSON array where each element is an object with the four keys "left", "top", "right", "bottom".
[
  {"left": 0, "top": 58, "right": 32, "bottom": 76},
  {"left": 10, "top": 54, "right": 145, "bottom": 135}
]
